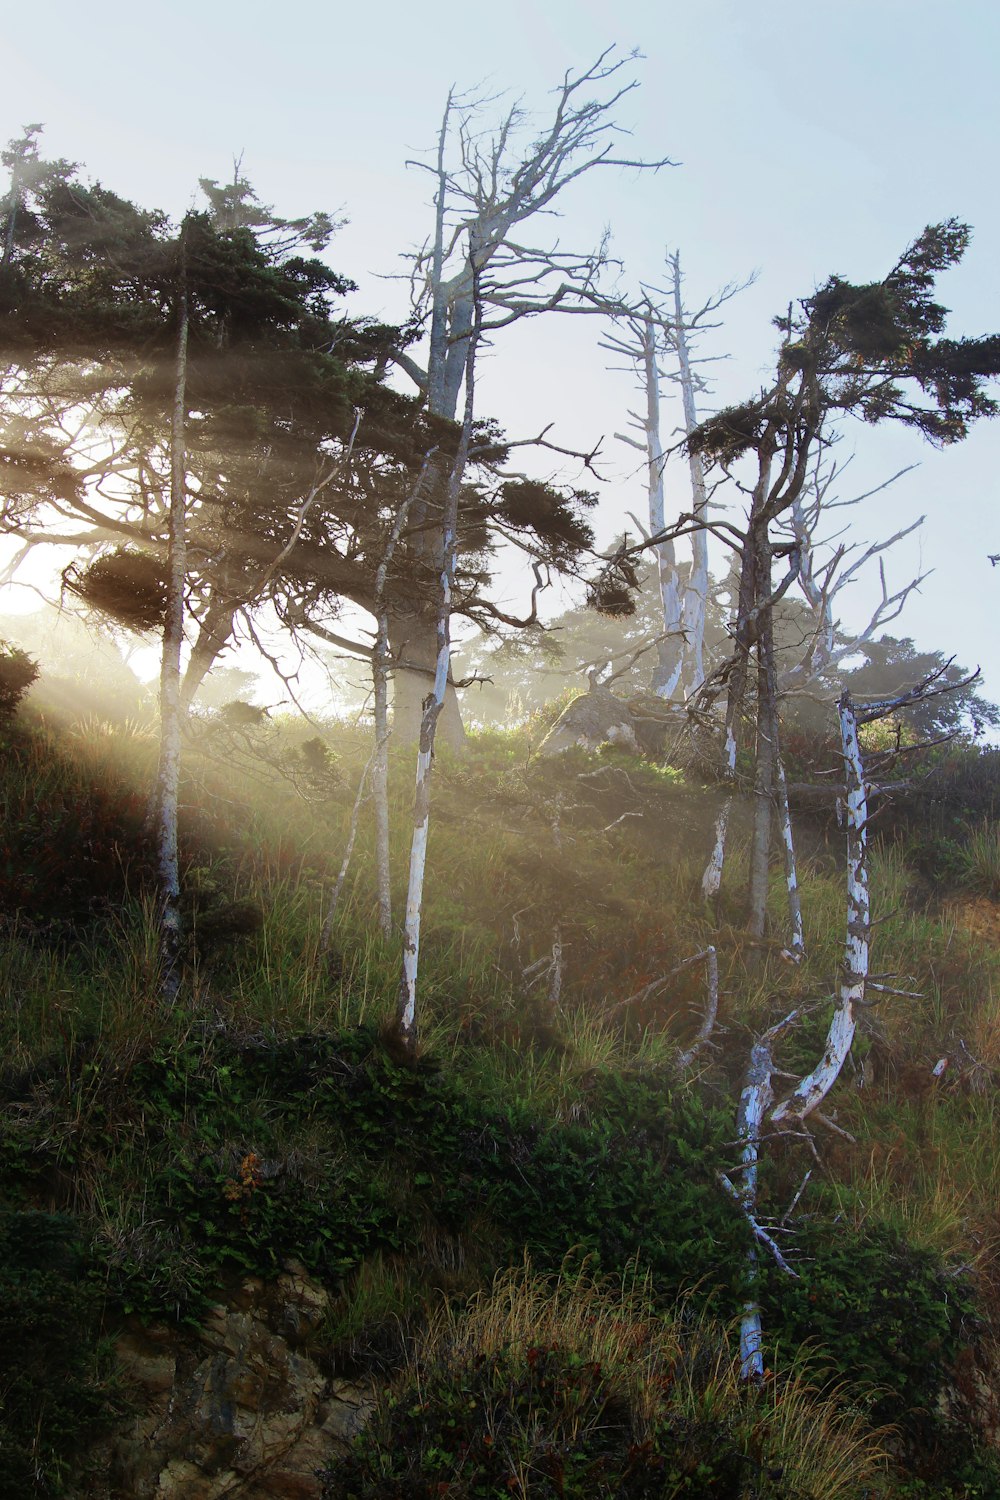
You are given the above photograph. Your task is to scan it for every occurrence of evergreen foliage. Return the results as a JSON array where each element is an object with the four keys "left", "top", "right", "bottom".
[
  {"left": 0, "top": 639, "right": 38, "bottom": 719},
  {"left": 689, "top": 221, "right": 1000, "bottom": 466}
]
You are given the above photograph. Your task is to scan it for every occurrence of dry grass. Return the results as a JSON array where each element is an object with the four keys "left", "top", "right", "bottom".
[{"left": 398, "top": 1258, "right": 891, "bottom": 1499}]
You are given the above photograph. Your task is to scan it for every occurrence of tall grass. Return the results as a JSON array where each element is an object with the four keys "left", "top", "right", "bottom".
[
  {"left": 339, "top": 1259, "right": 890, "bottom": 1499},
  {"left": 958, "top": 820, "right": 1000, "bottom": 899}
]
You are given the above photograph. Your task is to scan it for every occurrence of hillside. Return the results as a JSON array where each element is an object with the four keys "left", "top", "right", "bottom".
[{"left": 2, "top": 691, "right": 1000, "bottom": 1498}]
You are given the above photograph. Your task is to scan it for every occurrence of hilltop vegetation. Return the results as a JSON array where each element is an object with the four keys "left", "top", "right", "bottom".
[{"left": 2, "top": 684, "right": 1000, "bottom": 1496}]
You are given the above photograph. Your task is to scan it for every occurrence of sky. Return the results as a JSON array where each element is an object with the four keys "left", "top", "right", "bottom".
[{"left": 2, "top": 0, "right": 999, "bottom": 712}]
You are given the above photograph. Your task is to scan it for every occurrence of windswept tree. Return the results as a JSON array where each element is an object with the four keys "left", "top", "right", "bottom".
[
  {"left": 0, "top": 145, "right": 398, "bottom": 992},
  {"left": 684, "top": 221, "right": 1000, "bottom": 941}
]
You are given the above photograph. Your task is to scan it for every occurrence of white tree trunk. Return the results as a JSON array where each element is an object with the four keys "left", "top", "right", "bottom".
[
  {"left": 370, "top": 448, "right": 438, "bottom": 940},
  {"left": 734, "top": 1036, "right": 775, "bottom": 1379},
  {"left": 372, "top": 607, "right": 392, "bottom": 940},
  {"left": 155, "top": 267, "right": 189, "bottom": 1002},
  {"left": 397, "top": 279, "right": 480, "bottom": 1046},
  {"left": 701, "top": 724, "right": 737, "bottom": 903},
  {"left": 772, "top": 690, "right": 868, "bottom": 1122},
  {"left": 396, "top": 549, "right": 455, "bottom": 1044},
  {"left": 674, "top": 946, "right": 719, "bottom": 1069},
  {"left": 775, "top": 749, "right": 804, "bottom": 961},
  {"left": 671, "top": 254, "right": 710, "bottom": 696},
  {"left": 723, "top": 1005, "right": 802, "bottom": 1378},
  {"left": 635, "top": 316, "right": 684, "bottom": 697}
]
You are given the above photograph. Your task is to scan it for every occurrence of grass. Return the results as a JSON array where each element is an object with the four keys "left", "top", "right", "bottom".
[
  {"left": 326, "top": 1258, "right": 891, "bottom": 1498},
  {"left": 954, "top": 821, "right": 1000, "bottom": 899},
  {"left": 3, "top": 706, "right": 1000, "bottom": 1493}
]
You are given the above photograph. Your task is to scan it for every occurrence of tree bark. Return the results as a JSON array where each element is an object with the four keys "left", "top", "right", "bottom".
[
  {"left": 748, "top": 648, "right": 776, "bottom": 941},
  {"left": 670, "top": 254, "right": 710, "bottom": 697},
  {"left": 396, "top": 266, "right": 480, "bottom": 1046},
  {"left": 725, "top": 1004, "right": 802, "bottom": 1379},
  {"left": 635, "top": 314, "right": 684, "bottom": 697},
  {"left": 155, "top": 252, "right": 189, "bottom": 1002},
  {"left": 372, "top": 607, "right": 392, "bottom": 939},
  {"left": 774, "top": 745, "right": 805, "bottom": 961},
  {"left": 772, "top": 690, "right": 868, "bottom": 1122},
  {"left": 701, "top": 523, "right": 759, "bottom": 903},
  {"left": 386, "top": 604, "right": 465, "bottom": 751},
  {"left": 179, "top": 598, "right": 238, "bottom": 710}
]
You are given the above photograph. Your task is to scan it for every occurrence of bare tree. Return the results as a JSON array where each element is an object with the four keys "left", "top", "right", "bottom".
[
  {"left": 777, "top": 451, "right": 927, "bottom": 699},
  {"left": 396, "top": 267, "right": 480, "bottom": 1046},
  {"left": 386, "top": 48, "right": 672, "bottom": 743},
  {"left": 608, "top": 251, "right": 746, "bottom": 699},
  {"left": 726, "top": 663, "right": 978, "bottom": 1377}
]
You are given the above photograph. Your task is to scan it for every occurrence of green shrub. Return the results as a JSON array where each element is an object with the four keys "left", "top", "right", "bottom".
[
  {"left": 763, "top": 1221, "right": 1000, "bottom": 1495},
  {"left": 0, "top": 1211, "right": 115, "bottom": 1497},
  {"left": 0, "top": 642, "right": 38, "bottom": 721}
]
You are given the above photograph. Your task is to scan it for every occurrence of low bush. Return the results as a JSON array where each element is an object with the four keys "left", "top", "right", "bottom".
[{"left": 0, "top": 1211, "right": 116, "bottom": 1497}]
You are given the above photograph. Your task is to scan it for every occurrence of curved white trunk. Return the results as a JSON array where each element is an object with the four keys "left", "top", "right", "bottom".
[{"left": 772, "top": 691, "right": 868, "bottom": 1122}]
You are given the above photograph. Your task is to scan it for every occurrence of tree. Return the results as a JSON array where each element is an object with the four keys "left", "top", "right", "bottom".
[
  {"left": 382, "top": 48, "right": 671, "bottom": 743},
  {"left": 601, "top": 252, "right": 742, "bottom": 699},
  {"left": 0, "top": 141, "right": 403, "bottom": 993},
  {"left": 684, "top": 221, "right": 1000, "bottom": 941},
  {"left": 727, "top": 665, "right": 973, "bottom": 1379}
]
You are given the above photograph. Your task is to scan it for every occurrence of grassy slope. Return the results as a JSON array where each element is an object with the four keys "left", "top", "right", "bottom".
[{"left": 2, "top": 702, "right": 1000, "bottom": 1495}]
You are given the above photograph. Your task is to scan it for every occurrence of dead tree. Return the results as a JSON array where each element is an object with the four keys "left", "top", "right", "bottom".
[
  {"left": 387, "top": 48, "right": 672, "bottom": 743},
  {"left": 602, "top": 253, "right": 743, "bottom": 700},
  {"left": 726, "top": 664, "right": 977, "bottom": 1377},
  {"left": 396, "top": 253, "right": 482, "bottom": 1047}
]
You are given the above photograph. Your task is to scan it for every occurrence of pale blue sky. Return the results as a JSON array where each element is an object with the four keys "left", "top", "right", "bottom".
[{"left": 3, "top": 1, "right": 999, "bottom": 708}]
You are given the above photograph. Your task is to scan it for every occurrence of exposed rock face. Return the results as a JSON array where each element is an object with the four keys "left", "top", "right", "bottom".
[
  {"left": 96, "top": 1262, "right": 371, "bottom": 1499},
  {"left": 538, "top": 688, "right": 641, "bottom": 756}
]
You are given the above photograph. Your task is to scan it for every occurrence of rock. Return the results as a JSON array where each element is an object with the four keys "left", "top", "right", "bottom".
[
  {"left": 91, "top": 1264, "right": 373, "bottom": 1499},
  {"left": 538, "top": 688, "right": 640, "bottom": 756}
]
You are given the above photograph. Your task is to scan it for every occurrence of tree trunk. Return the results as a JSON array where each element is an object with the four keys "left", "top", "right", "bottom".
[
  {"left": 636, "top": 315, "right": 684, "bottom": 698},
  {"left": 387, "top": 604, "right": 465, "bottom": 751},
  {"left": 748, "top": 651, "right": 775, "bottom": 941},
  {"left": 701, "top": 527, "right": 758, "bottom": 903},
  {"left": 369, "top": 447, "right": 439, "bottom": 941},
  {"left": 373, "top": 606, "right": 392, "bottom": 939},
  {"left": 671, "top": 255, "right": 710, "bottom": 696},
  {"left": 734, "top": 1036, "right": 774, "bottom": 1380},
  {"left": 774, "top": 745, "right": 804, "bottom": 961},
  {"left": 155, "top": 262, "right": 189, "bottom": 1003},
  {"left": 179, "top": 599, "right": 238, "bottom": 710},
  {"left": 396, "top": 268, "right": 480, "bottom": 1047},
  {"left": 772, "top": 690, "right": 868, "bottom": 1122}
]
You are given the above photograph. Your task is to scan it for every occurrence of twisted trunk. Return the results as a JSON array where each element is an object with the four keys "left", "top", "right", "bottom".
[{"left": 179, "top": 599, "right": 238, "bottom": 710}]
